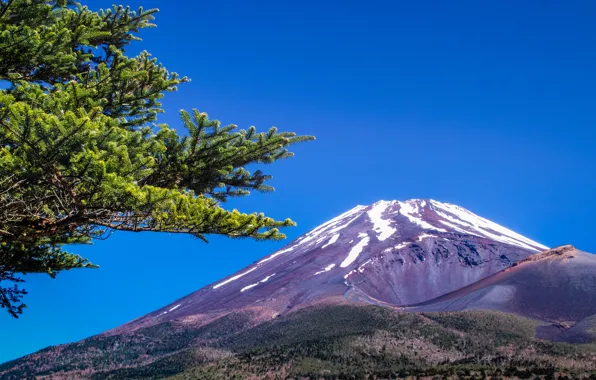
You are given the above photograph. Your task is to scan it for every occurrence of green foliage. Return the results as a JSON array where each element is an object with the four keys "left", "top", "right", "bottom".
[
  {"left": 424, "top": 310, "right": 540, "bottom": 344},
  {"left": 2, "top": 306, "right": 596, "bottom": 379},
  {"left": 0, "top": 0, "right": 314, "bottom": 317}
]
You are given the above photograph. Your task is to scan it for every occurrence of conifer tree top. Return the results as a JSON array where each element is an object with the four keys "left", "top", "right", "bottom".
[{"left": 0, "top": 0, "right": 314, "bottom": 317}]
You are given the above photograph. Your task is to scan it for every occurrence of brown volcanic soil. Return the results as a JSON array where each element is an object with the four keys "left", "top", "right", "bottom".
[{"left": 409, "top": 245, "right": 596, "bottom": 323}]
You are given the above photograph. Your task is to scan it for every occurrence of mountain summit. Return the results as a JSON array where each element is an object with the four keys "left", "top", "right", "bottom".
[{"left": 114, "top": 199, "right": 547, "bottom": 334}]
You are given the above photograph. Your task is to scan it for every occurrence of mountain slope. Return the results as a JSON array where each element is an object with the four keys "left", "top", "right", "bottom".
[
  {"left": 555, "top": 314, "right": 596, "bottom": 343},
  {"left": 3, "top": 306, "right": 596, "bottom": 380},
  {"left": 408, "top": 245, "right": 596, "bottom": 323},
  {"left": 113, "top": 199, "right": 546, "bottom": 334}
]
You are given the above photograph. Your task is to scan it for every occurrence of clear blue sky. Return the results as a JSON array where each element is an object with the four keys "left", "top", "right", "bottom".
[{"left": 2, "top": 0, "right": 595, "bottom": 363}]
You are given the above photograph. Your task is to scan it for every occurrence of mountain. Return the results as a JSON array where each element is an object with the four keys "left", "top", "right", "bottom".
[
  {"left": 5, "top": 199, "right": 596, "bottom": 379},
  {"left": 409, "top": 245, "right": 596, "bottom": 324},
  {"left": 111, "top": 199, "right": 547, "bottom": 334}
]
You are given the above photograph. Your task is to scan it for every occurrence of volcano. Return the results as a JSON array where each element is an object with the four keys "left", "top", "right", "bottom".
[{"left": 111, "top": 199, "right": 548, "bottom": 334}]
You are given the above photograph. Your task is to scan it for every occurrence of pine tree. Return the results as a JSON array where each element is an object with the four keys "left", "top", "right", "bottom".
[{"left": 0, "top": 0, "right": 314, "bottom": 317}]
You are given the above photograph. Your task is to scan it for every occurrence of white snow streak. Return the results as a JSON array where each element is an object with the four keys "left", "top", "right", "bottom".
[
  {"left": 258, "top": 246, "right": 295, "bottom": 264},
  {"left": 430, "top": 200, "right": 548, "bottom": 251},
  {"left": 314, "top": 263, "right": 336, "bottom": 275},
  {"left": 367, "top": 201, "right": 397, "bottom": 241},
  {"left": 168, "top": 304, "right": 181, "bottom": 312},
  {"left": 340, "top": 236, "right": 370, "bottom": 268},
  {"left": 240, "top": 283, "right": 259, "bottom": 292},
  {"left": 213, "top": 267, "right": 257, "bottom": 289},
  {"left": 298, "top": 205, "right": 365, "bottom": 246},
  {"left": 240, "top": 273, "right": 276, "bottom": 292},
  {"left": 398, "top": 200, "right": 447, "bottom": 232},
  {"left": 434, "top": 218, "right": 472, "bottom": 235},
  {"left": 324, "top": 213, "right": 363, "bottom": 237},
  {"left": 358, "top": 259, "right": 374, "bottom": 273},
  {"left": 382, "top": 241, "right": 410, "bottom": 253},
  {"left": 417, "top": 233, "right": 438, "bottom": 241},
  {"left": 257, "top": 205, "right": 366, "bottom": 264},
  {"left": 344, "top": 269, "right": 357, "bottom": 279},
  {"left": 321, "top": 234, "right": 340, "bottom": 249}
]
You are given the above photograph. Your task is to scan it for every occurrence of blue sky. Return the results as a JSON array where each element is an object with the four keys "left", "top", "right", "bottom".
[{"left": 2, "top": 0, "right": 596, "bottom": 363}]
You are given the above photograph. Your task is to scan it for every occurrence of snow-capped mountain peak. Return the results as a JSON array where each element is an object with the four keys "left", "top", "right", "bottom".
[
  {"left": 117, "top": 198, "right": 548, "bottom": 333},
  {"left": 271, "top": 198, "right": 547, "bottom": 255}
]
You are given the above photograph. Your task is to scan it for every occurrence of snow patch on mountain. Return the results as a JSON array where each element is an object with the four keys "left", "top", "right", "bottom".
[
  {"left": 321, "top": 234, "right": 340, "bottom": 249},
  {"left": 429, "top": 200, "right": 548, "bottom": 251},
  {"left": 395, "top": 242, "right": 410, "bottom": 250},
  {"left": 358, "top": 258, "right": 375, "bottom": 273},
  {"left": 398, "top": 200, "right": 447, "bottom": 232},
  {"left": 314, "top": 263, "right": 336, "bottom": 275},
  {"left": 258, "top": 246, "right": 295, "bottom": 264},
  {"left": 298, "top": 206, "right": 365, "bottom": 246},
  {"left": 340, "top": 236, "right": 370, "bottom": 268},
  {"left": 325, "top": 214, "right": 362, "bottom": 236},
  {"left": 257, "top": 206, "right": 366, "bottom": 265},
  {"left": 213, "top": 267, "right": 257, "bottom": 289},
  {"left": 367, "top": 200, "right": 397, "bottom": 241},
  {"left": 344, "top": 269, "right": 357, "bottom": 279},
  {"left": 240, "top": 273, "right": 276, "bottom": 292},
  {"left": 417, "top": 233, "right": 440, "bottom": 241},
  {"left": 240, "top": 283, "right": 258, "bottom": 292}
]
